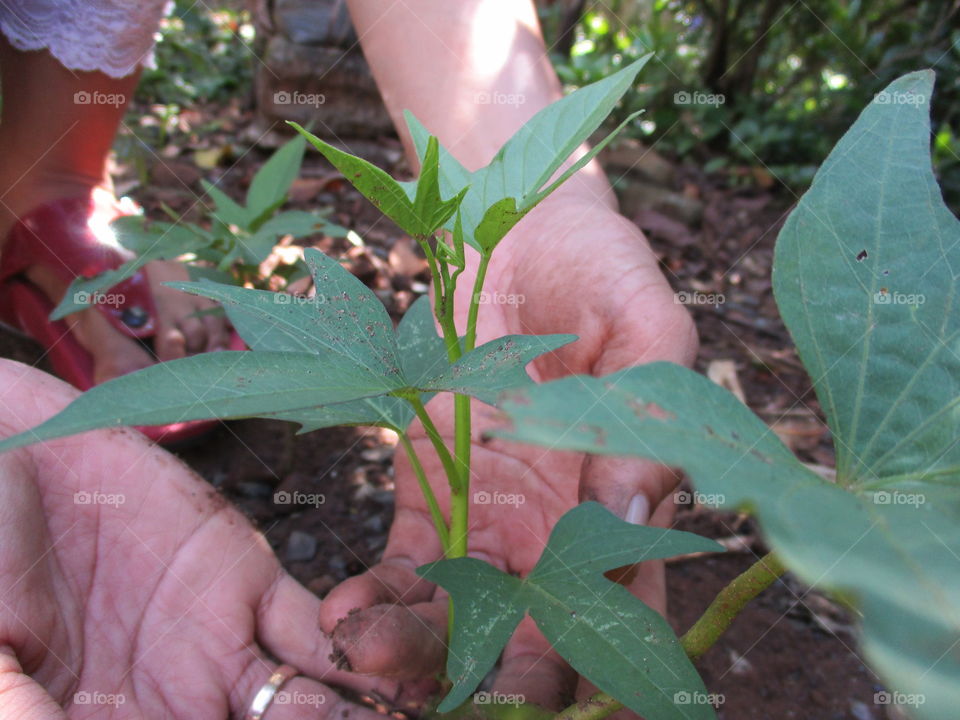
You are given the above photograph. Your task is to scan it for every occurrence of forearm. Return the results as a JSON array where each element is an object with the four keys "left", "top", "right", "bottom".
[{"left": 346, "top": 0, "right": 615, "bottom": 207}]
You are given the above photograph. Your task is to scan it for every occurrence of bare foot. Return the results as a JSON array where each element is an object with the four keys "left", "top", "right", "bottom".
[
  {"left": 24, "top": 259, "right": 230, "bottom": 385},
  {"left": 1, "top": 180, "right": 230, "bottom": 385}
]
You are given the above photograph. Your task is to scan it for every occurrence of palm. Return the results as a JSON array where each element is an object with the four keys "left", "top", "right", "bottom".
[
  {"left": 320, "top": 200, "right": 698, "bottom": 708},
  {"left": 0, "top": 364, "right": 392, "bottom": 719}
]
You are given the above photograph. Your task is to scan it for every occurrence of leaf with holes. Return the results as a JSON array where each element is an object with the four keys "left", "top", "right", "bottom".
[{"left": 0, "top": 248, "right": 574, "bottom": 452}]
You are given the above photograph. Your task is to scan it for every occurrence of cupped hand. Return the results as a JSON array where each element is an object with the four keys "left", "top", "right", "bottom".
[
  {"left": 0, "top": 361, "right": 407, "bottom": 719},
  {"left": 320, "top": 194, "right": 698, "bottom": 709}
]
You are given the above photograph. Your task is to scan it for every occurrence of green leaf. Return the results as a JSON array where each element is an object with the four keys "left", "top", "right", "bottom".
[
  {"left": 423, "top": 334, "right": 577, "bottom": 404},
  {"left": 202, "top": 179, "right": 251, "bottom": 228},
  {"left": 3, "top": 248, "right": 568, "bottom": 450},
  {"left": 419, "top": 502, "right": 721, "bottom": 717},
  {"left": 240, "top": 211, "right": 329, "bottom": 264},
  {"left": 246, "top": 135, "right": 306, "bottom": 219},
  {"left": 266, "top": 296, "right": 447, "bottom": 432},
  {"left": 290, "top": 123, "right": 465, "bottom": 237},
  {"left": 405, "top": 54, "right": 649, "bottom": 250},
  {"left": 50, "top": 221, "right": 206, "bottom": 320},
  {"left": 0, "top": 351, "right": 400, "bottom": 449},
  {"left": 496, "top": 71, "right": 960, "bottom": 720}
]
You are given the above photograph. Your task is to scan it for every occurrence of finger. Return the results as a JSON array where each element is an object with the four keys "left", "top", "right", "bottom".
[
  {"left": 154, "top": 325, "right": 187, "bottom": 361},
  {"left": 231, "top": 657, "right": 387, "bottom": 720},
  {"left": 202, "top": 311, "right": 231, "bottom": 351},
  {"left": 328, "top": 600, "right": 447, "bottom": 679},
  {"left": 579, "top": 455, "right": 681, "bottom": 521},
  {"left": 492, "top": 616, "right": 576, "bottom": 711},
  {"left": 178, "top": 315, "right": 207, "bottom": 354},
  {"left": 257, "top": 573, "right": 388, "bottom": 694},
  {"left": 319, "top": 509, "right": 441, "bottom": 633},
  {"left": 0, "top": 647, "right": 67, "bottom": 720}
]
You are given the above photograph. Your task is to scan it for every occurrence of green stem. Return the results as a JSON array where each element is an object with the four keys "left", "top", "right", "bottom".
[
  {"left": 447, "top": 251, "right": 493, "bottom": 560},
  {"left": 464, "top": 252, "right": 491, "bottom": 352},
  {"left": 409, "top": 395, "right": 462, "bottom": 496},
  {"left": 552, "top": 552, "right": 787, "bottom": 720},
  {"left": 398, "top": 431, "right": 449, "bottom": 553}
]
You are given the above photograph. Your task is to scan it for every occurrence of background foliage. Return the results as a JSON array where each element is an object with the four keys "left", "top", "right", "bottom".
[
  {"left": 128, "top": 1, "right": 959, "bottom": 207},
  {"left": 542, "top": 0, "right": 960, "bottom": 206}
]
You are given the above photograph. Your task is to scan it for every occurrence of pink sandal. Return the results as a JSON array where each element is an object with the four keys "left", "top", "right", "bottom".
[{"left": 0, "top": 191, "right": 237, "bottom": 445}]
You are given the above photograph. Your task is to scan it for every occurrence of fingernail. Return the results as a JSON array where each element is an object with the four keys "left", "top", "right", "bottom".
[{"left": 625, "top": 494, "right": 649, "bottom": 525}]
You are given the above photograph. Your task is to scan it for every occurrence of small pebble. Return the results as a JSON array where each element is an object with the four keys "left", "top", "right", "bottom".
[{"left": 285, "top": 530, "right": 318, "bottom": 563}]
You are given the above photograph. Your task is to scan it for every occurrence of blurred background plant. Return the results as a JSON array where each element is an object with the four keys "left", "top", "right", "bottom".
[
  {"left": 112, "top": 0, "right": 960, "bottom": 209},
  {"left": 541, "top": 0, "right": 960, "bottom": 207}
]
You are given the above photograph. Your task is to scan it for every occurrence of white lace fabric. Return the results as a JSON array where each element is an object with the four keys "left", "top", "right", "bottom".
[{"left": 0, "top": 1, "right": 170, "bottom": 78}]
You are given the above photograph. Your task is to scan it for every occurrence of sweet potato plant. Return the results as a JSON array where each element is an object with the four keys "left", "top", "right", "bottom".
[{"left": 1, "top": 62, "right": 956, "bottom": 720}]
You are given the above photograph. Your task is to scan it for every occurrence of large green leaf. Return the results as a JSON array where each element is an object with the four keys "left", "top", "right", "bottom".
[
  {"left": 496, "top": 71, "right": 960, "bottom": 720},
  {"left": 774, "top": 70, "right": 960, "bottom": 490},
  {"left": 265, "top": 296, "right": 448, "bottom": 432},
  {"left": 0, "top": 249, "right": 572, "bottom": 451},
  {"left": 420, "top": 502, "right": 722, "bottom": 718},
  {"left": 405, "top": 54, "right": 649, "bottom": 250},
  {"left": 0, "top": 351, "right": 397, "bottom": 444}
]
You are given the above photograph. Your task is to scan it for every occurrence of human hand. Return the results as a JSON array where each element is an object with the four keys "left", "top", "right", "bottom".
[
  {"left": 0, "top": 361, "right": 407, "bottom": 719},
  {"left": 319, "top": 194, "right": 698, "bottom": 709}
]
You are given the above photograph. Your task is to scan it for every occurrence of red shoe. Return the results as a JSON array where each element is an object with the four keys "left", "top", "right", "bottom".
[{"left": 0, "top": 191, "right": 240, "bottom": 445}]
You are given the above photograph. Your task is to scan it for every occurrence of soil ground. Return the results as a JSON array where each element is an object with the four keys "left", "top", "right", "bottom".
[{"left": 0, "top": 101, "right": 891, "bottom": 719}]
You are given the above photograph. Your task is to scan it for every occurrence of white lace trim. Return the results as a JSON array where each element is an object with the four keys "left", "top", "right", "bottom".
[{"left": 0, "top": 1, "right": 170, "bottom": 78}]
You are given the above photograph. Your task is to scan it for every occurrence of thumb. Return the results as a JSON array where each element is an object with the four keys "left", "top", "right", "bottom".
[{"left": 0, "top": 648, "right": 68, "bottom": 720}]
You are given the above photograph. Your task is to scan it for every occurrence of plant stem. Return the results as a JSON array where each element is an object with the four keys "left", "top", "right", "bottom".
[
  {"left": 681, "top": 551, "right": 786, "bottom": 660},
  {"left": 447, "top": 251, "right": 493, "bottom": 560},
  {"left": 465, "top": 252, "right": 491, "bottom": 352},
  {"left": 398, "top": 431, "right": 449, "bottom": 553},
  {"left": 551, "top": 552, "right": 787, "bottom": 720},
  {"left": 409, "top": 395, "right": 462, "bottom": 496}
]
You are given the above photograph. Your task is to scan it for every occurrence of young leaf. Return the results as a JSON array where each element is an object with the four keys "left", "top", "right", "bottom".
[
  {"left": 202, "top": 179, "right": 252, "bottom": 228},
  {"left": 405, "top": 54, "right": 650, "bottom": 250},
  {"left": 245, "top": 134, "right": 306, "bottom": 220},
  {"left": 419, "top": 502, "right": 722, "bottom": 717},
  {"left": 289, "top": 122, "right": 466, "bottom": 237},
  {"left": 495, "top": 71, "right": 960, "bottom": 720}
]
